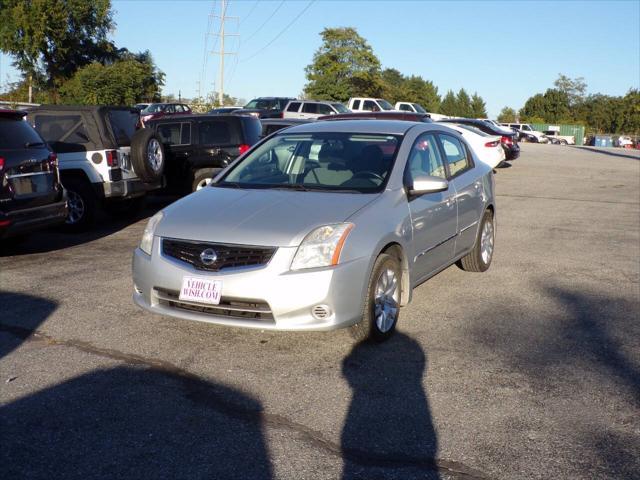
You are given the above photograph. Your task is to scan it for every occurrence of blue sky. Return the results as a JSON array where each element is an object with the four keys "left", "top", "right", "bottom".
[{"left": 1, "top": 0, "right": 639, "bottom": 117}]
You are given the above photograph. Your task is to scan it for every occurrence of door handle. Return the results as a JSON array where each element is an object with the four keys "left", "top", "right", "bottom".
[{"left": 446, "top": 196, "right": 457, "bottom": 207}]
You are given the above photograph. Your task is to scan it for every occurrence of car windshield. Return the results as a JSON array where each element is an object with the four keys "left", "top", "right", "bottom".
[
  {"left": 245, "top": 99, "right": 277, "bottom": 110},
  {"left": 332, "top": 103, "right": 350, "bottom": 113},
  {"left": 412, "top": 104, "right": 427, "bottom": 113},
  {"left": 217, "top": 132, "right": 401, "bottom": 193},
  {"left": 377, "top": 99, "right": 394, "bottom": 111}
]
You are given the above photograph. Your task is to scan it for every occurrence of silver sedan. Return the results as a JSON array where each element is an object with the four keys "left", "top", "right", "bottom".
[{"left": 132, "top": 120, "right": 496, "bottom": 341}]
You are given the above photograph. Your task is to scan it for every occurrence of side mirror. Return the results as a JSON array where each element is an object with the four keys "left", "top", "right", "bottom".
[{"left": 409, "top": 175, "right": 449, "bottom": 196}]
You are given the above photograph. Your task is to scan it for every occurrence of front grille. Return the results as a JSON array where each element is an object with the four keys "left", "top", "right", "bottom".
[
  {"left": 162, "top": 238, "right": 276, "bottom": 272},
  {"left": 154, "top": 288, "right": 274, "bottom": 322}
]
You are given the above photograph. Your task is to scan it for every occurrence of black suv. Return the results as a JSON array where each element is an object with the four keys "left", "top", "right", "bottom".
[
  {"left": 147, "top": 114, "right": 261, "bottom": 192},
  {"left": 439, "top": 118, "right": 520, "bottom": 161},
  {"left": 0, "top": 109, "right": 67, "bottom": 240},
  {"left": 241, "top": 97, "right": 296, "bottom": 119}
]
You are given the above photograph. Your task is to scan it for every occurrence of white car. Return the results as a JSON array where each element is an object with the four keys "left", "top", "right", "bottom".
[
  {"left": 282, "top": 100, "right": 350, "bottom": 119},
  {"left": 348, "top": 97, "right": 397, "bottom": 112},
  {"left": 443, "top": 123, "right": 505, "bottom": 168}
]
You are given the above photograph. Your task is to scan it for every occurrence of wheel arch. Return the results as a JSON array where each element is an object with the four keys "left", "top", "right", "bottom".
[{"left": 380, "top": 242, "right": 411, "bottom": 306}]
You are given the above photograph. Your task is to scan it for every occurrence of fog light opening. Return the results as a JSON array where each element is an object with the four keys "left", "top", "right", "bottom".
[
  {"left": 134, "top": 284, "right": 142, "bottom": 294},
  {"left": 311, "top": 304, "right": 332, "bottom": 320}
]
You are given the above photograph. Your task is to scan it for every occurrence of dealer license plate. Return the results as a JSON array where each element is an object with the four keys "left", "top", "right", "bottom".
[{"left": 179, "top": 276, "right": 222, "bottom": 305}]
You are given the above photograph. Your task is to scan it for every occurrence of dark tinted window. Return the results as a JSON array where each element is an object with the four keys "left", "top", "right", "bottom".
[
  {"left": 34, "top": 114, "right": 91, "bottom": 152},
  {"left": 398, "top": 104, "right": 412, "bottom": 112},
  {"left": 287, "top": 102, "right": 301, "bottom": 112},
  {"left": 302, "top": 103, "right": 319, "bottom": 114},
  {"left": 108, "top": 110, "right": 138, "bottom": 146},
  {"left": 317, "top": 104, "right": 333, "bottom": 115},
  {"left": 0, "top": 117, "right": 44, "bottom": 149},
  {"left": 264, "top": 124, "right": 286, "bottom": 136},
  {"left": 157, "top": 123, "right": 182, "bottom": 144},
  {"left": 181, "top": 123, "right": 191, "bottom": 144},
  {"left": 352, "top": 100, "right": 361, "bottom": 110},
  {"left": 199, "top": 120, "right": 232, "bottom": 144},
  {"left": 241, "top": 118, "right": 261, "bottom": 144},
  {"left": 363, "top": 100, "right": 378, "bottom": 111}
]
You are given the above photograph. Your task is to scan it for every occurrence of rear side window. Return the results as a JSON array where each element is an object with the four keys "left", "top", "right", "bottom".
[
  {"left": 439, "top": 134, "right": 470, "bottom": 177},
  {"left": 302, "top": 103, "right": 319, "bottom": 114},
  {"left": 157, "top": 123, "right": 182, "bottom": 144},
  {"left": 199, "top": 120, "right": 232, "bottom": 145},
  {"left": 352, "top": 100, "right": 361, "bottom": 110},
  {"left": 108, "top": 110, "right": 138, "bottom": 147},
  {"left": 34, "top": 114, "right": 91, "bottom": 152},
  {"left": 0, "top": 117, "right": 44, "bottom": 149},
  {"left": 287, "top": 102, "right": 301, "bottom": 112}
]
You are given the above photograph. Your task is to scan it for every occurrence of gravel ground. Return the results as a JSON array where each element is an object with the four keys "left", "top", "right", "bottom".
[{"left": 1, "top": 143, "right": 639, "bottom": 480}]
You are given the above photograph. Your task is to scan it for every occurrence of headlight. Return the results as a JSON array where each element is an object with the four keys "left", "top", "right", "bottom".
[
  {"left": 291, "top": 223, "right": 353, "bottom": 271},
  {"left": 140, "top": 211, "right": 163, "bottom": 255}
]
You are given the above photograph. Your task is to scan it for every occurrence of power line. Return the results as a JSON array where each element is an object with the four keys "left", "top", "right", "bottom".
[
  {"left": 240, "top": 0, "right": 316, "bottom": 63},
  {"left": 239, "top": 0, "right": 259, "bottom": 25},
  {"left": 242, "top": 0, "right": 285, "bottom": 45}
]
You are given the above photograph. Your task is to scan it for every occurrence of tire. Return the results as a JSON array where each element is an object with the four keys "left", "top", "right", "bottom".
[
  {"left": 457, "top": 209, "right": 495, "bottom": 272},
  {"left": 349, "top": 253, "right": 401, "bottom": 343},
  {"left": 130, "top": 128, "right": 166, "bottom": 182},
  {"left": 561, "top": 140, "right": 568, "bottom": 145},
  {"left": 192, "top": 168, "right": 223, "bottom": 192},
  {"left": 62, "top": 177, "right": 97, "bottom": 232}
]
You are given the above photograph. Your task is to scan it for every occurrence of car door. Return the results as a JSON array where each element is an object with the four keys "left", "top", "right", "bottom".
[
  {"left": 194, "top": 118, "right": 236, "bottom": 169},
  {"left": 299, "top": 102, "right": 319, "bottom": 119},
  {"left": 405, "top": 132, "right": 458, "bottom": 283},
  {"left": 438, "top": 133, "right": 484, "bottom": 256}
]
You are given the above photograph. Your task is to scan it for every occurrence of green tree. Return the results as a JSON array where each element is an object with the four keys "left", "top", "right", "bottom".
[
  {"left": 497, "top": 107, "right": 517, "bottom": 123},
  {"left": 59, "top": 57, "right": 163, "bottom": 105},
  {"left": 381, "top": 68, "right": 405, "bottom": 104},
  {"left": 0, "top": 0, "right": 115, "bottom": 97},
  {"left": 470, "top": 92, "right": 487, "bottom": 118},
  {"left": 403, "top": 75, "right": 440, "bottom": 112},
  {"left": 554, "top": 73, "right": 587, "bottom": 108},
  {"left": 439, "top": 90, "right": 457, "bottom": 116},
  {"left": 304, "top": 27, "right": 383, "bottom": 102},
  {"left": 618, "top": 89, "right": 640, "bottom": 134},
  {"left": 520, "top": 93, "right": 547, "bottom": 121},
  {"left": 455, "top": 88, "right": 472, "bottom": 117}
]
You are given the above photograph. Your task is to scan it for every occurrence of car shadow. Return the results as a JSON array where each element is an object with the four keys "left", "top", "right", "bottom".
[
  {"left": 341, "top": 333, "right": 441, "bottom": 479},
  {"left": 571, "top": 146, "right": 640, "bottom": 160},
  {"left": 0, "top": 194, "right": 177, "bottom": 257},
  {"left": 0, "top": 291, "right": 57, "bottom": 358},
  {"left": 1, "top": 365, "right": 273, "bottom": 479}
]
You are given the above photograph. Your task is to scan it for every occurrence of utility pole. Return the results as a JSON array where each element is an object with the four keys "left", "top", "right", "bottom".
[{"left": 212, "top": 0, "right": 238, "bottom": 106}]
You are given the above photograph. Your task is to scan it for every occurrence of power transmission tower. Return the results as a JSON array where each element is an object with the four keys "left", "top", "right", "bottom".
[{"left": 211, "top": 0, "right": 238, "bottom": 106}]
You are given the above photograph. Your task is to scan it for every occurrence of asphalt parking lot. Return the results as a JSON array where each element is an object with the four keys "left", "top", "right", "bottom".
[{"left": 1, "top": 143, "right": 639, "bottom": 480}]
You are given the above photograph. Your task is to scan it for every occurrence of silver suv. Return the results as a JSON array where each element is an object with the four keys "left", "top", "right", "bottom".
[{"left": 282, "top": 100, "right": 350, "bottom": 119}]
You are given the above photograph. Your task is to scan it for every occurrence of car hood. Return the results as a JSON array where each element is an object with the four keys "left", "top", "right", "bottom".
[{"left": 156, "top": 187, "right": 378, "bottom": 247}]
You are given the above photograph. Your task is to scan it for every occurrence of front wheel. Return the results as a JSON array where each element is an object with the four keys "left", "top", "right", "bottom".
[
  {"left": 62, "top": 177, "right": 97, "bottom": 232},
  {"left": 457, "top": 209, "right": 495, "bottom": 272},
  {"left": 192, "top": 168, "right": 223, "bottom": 192},
  {"left": 349, "top": 253, "right": 401, "bottom": 343}
]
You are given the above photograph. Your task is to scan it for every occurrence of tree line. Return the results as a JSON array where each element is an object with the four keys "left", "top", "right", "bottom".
[
  {"left": 498, "top": 74, "right": 639, "bottom": 135},
  {"left": 0, "top": 0, "right": 164, "bottom": 105},
  {"left": 304, "top": 27, "right": 488, "bottom": 118}
]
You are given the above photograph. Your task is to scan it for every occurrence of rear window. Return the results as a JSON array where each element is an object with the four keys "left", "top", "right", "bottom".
[
  {"left": 199, "top": 120, "right": 233, "bottom": 145},
  {"left": 33, "top": 114, "right": 91, "bottom": 153},
  {"left": 0, "top": 117, "right": 44, "bottom": 149},
  {"left": 108, "top": 110, "right": 138, "bottom": 147},
  {"left": 241, "top": 118, "right": 261, "bottom": 145},
  {"left": 156, "top": 122, "right": 191, "bottom": 145}
]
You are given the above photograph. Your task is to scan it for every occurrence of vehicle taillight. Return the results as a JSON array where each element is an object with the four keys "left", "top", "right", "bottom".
[
  {"left": 48, "top": 152, "right": 58, "bottom": 169},
  {"left": 238, "top": 144, "right": 250, "bottom": 155},
  {"left": 0, "top": 156, "right": 4, "bottom": 171},
  {"left": 106, "top": 150, "right": 118, "bottom": 167},
  {"left": 485, "top": 141, "right": 500, "bottom": 147},
  {"left": 501, "top": 136, "right": 513, "bottom": 145}
]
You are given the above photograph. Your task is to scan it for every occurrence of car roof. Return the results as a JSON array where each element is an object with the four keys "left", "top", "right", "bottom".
[
  {"left": 149, "top": 113, "right": 253, "bottom": 123},
  {"left": 278, "top": 119, "right": 422, "bottom": 135},
  {"left": 29, "top": 105, "right": 137, "bottom": 113},
  {"left": 0, "top": 109, "right": 27, "bottom": 118}
]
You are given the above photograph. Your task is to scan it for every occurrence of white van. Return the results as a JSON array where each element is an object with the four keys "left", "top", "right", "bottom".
[{"left": 282, "top": 100, "right": 350, "bottom": 119}]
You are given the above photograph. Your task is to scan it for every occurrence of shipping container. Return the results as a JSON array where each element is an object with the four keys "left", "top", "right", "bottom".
[{"left": 531, "top": 123, "right": 586, "bottom": 146}]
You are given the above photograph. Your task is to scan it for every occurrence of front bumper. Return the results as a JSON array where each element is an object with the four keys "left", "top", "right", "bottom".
[
  {"left": 0, "top": 198, "right": 67, "bottom": 239},
  {"left": 132, "top": 237, "right": 371, "bottom": 331}
]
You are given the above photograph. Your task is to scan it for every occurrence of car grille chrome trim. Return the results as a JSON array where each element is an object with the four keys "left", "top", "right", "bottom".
[
  {"left": 154, "top": 288, "right": 274, "bottom": 322},
  {"left": 162, "top": 238, "right": 277, "bottom": 272}
]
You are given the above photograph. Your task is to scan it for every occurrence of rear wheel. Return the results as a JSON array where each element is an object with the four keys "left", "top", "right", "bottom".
[
  {"left": 457, "top": 209, "right": 495, "bottom": 272},
  {"left": 349, "top": 253, "right": 401, "bottom": 343},
  {"left": 62, "top": 177, "right": 97, "bottom": 232}
]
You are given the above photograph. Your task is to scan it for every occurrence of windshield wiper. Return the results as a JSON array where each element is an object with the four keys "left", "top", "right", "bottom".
[
  {"left": 24, "top": 141, "right": 46, "bottom": 148},
  {"left": 215, "top": 181, "right": 243, "bottom": 189}
]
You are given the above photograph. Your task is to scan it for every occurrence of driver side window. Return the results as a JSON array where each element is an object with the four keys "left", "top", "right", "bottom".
[{"left": 406, "top": 133, "right": 446, "bottom": 182}]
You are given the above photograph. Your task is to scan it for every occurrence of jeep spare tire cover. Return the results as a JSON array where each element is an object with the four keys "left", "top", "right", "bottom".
[{"left": 130, "top": 128, "right": 165, "bottom": 182}]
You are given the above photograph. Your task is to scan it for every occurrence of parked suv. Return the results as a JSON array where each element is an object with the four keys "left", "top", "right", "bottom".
[
  {"left": 241, "top": 97, "right": 295, "bottom": 119},
  {"left": 28, "top": 106, "right": 164, "bottom": 230},
  {"left": 282, "top": 100, "right": 350, "bottom": 119},
  {"left": 1, "top": 109, "right": 67, "bottom": 240},
  {"left": 147, "top": 114, "right": 261, "bottom": 192}
]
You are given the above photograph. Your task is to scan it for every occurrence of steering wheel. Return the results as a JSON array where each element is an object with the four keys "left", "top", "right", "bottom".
[{"left": 352, "top": 171, "right": 384, "bottom": 182}]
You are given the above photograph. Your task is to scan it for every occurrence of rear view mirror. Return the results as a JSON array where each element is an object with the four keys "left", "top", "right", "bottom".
[{"left": 409, "top": 175, "right": 449, "bottom": 195}]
